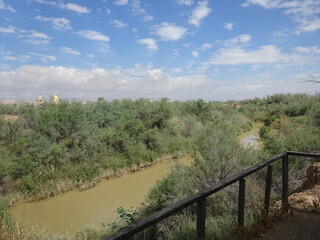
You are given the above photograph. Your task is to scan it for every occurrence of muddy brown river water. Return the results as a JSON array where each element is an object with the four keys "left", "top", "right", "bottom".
[
  {"left": 11, "top": 157, "right": 191, "bottom": 234},
  {"left": 10, "top": 123, "right": 262, "bottom": 235}
]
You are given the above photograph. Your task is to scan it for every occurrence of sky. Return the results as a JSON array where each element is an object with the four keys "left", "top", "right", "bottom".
[{"left": 0, "top": 0, "right": 319, "bottom": 101}]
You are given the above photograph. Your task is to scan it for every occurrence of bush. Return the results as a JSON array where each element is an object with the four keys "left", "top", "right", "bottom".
[
  {"left": 0, "top": 198, "right": 14, "bottom": 228},
  {"left": 259, "top": 126, "right": 270, "bottom": 139},
  {"left": 70, "top": 165, "right": 99, "bottom": 182},
  {"left": 310, "top": 108, "right": 320, "bottom": 128},
  {"left": 146, "top": 165, "right": 194, "bottom": 210},
  {"left": 16, "top": 174, "right": 41, "bottom": 194}
]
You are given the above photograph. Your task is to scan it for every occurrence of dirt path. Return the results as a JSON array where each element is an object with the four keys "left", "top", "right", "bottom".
[
  {"left": 257, "top": 210, "right": 320, "bottom": 240},
  {"left": 257, "top": 183, "right": 320, "bottom": 240}
]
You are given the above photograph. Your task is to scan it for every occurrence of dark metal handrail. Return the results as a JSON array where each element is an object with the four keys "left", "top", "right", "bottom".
[{"left": 102, "top": 151, "right": 320, "bottom": 240}]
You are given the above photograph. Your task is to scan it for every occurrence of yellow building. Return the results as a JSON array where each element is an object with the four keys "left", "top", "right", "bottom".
[
  {"left": 37, "top": 96, "right": 44, "bottom": 105},
  {"left": 52, "top": 94, "right": 60, "bottom": 103}
]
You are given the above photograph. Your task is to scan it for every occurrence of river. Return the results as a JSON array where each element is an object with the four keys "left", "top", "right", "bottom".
[
  {"left": 11, "top": 157, "right": 191, "bottom": 234},
  {"left": 238, "top": 123, "right": 263, "bottom": 149},
  {"left": 11, "top": 124, "right": 262, "bottom": 235}
]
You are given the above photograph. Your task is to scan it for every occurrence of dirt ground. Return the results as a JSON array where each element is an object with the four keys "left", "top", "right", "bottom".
[
  {"left": 257, "top": 210, "right": 320, "bottom": 240},
  {"left": 257, "top": 184, "right": 320, "bottom": 240}
]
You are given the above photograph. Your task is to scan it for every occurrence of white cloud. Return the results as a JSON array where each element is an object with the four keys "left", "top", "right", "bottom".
[
  {"left": 273, "top": 30, "right": 289, "bottom": 37},
  {"left": 221, "top": 34, "right": 252, "bottom": 46},
  {"left": 242, "top": 0, "right": 320, "bottom": 33},
  {"left": 200, "top": 43, "right": 212, "bottom": 50},
  {"left": 152, "top": 22, "right": 188, "bottom": 41},
  {"left": 192, "top": 50, "right": 199, "bottom": 58},
  {"left": 241, "top": 0, "right": 282, "bottom": 9},
  {"left": 144, "top": 69, "right": 206, "bottom": 91},
  {"left": 0, "top": 47, "right": 11, "bottom": 55},
  {"left": 110, "top": 19, "right": 128, "bottom": 28},
  {"left": 131, "top": 0, "right": 146, "bottom": 15},
  {"left": 207, "top": 45, "right": 305, "bottom": 65},
  {"left": 0, "top": 0, "right": 16, "bottom": 12},
  {"left": 34, "top": 15, "right": 71, "bottom": 31},
  {"left": 0, "top": 65, "right": 209, "bottom": 100},
  {"left": 176, "top": 0, "right": 194, "bottom": 5},
  {"left": 172, "top": 48, "right": 180, "bottom": 56},
  {"left": 137, "top": 38, "right": 158, "bottom": 51},
  {"left": 18, "top": 30, "right": 51, "bottom": 45},
  {"left": 0, "top": 25, "right": 16, "bottom": 33},
  {"left": 34, "top": 0, "right": 90, "bottom": 14},
  {"left": 3, "top": 55, "right": 31, "bottom": 62},
  {"left": 142, "top": 15, "right": 154, "bottom": 22},
  {"left": 129, "top": 0, "right": 153, "bottom": 23},
  {"left": 3, "top": 56, "right": 16, "bottom": 61},
  {"left": 1, "top": 65, "right": 318, "bottom": 101},
  {"left": 235, "top": 34, "right": 251, "bottom": 42},
  {"left": 224, "top": 22, "right": 234, "bottom": 30},
  {"left": 295, "top": 46, "right": 320, "bottom": 54},
  {"left": 296, "top": 18, "right": 320, "bottom": 33},
  {"left": 182, "top": 42, "right": 193, "bottom": 48},
  {"left": 188, "top": 0, "right": 212, "bottom": 27},
  {"left": 30, "top": 52, "right": 56, "bottom": 62},
  {"left": 64, "top": 3, "right": 90, "bottom": 14},
  {"left": 77, "top": 30, "right": 110, "bottom": 42},
  {"left": 242, "top": 0, "right": 320, "bottom": 15},
  {"left": 240, "top": 84, "right": 264, "bottom": 91},
  {"left": 61, "top": 47, "right": 81, "bottom": 55},
  {"left": 114, "top": 0, "right": 129, "bottom": 6}
]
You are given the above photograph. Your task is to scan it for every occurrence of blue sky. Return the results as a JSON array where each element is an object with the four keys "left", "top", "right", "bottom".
[{"left": 0, "top": 0, "right": 319, "bottom": 101}]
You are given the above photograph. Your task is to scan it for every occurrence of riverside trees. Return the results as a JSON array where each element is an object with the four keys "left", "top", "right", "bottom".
[
  {"left": 0, "top": 94, "right": 319, "bottom": 201},
  {"left": 0, "top": 94, "right": 319, "bottom": 239},
  {"left": 0, "top": 98, "right": 247, "bottom": 199}
]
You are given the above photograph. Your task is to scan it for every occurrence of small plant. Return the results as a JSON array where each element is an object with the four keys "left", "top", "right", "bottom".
[
  {"left": 107, "top": 207, "right": 139, "bottom": 231},
  {"left": 116, "top": 207, "right": 139, "bottom": 225}
]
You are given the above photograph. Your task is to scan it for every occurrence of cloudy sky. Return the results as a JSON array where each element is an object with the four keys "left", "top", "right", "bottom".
[{"left": 0, "top": 0, "right": 319, "bottom": 101}]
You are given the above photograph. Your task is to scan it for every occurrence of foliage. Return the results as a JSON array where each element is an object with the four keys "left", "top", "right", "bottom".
[
  {"left": 0, "top": 93, "right": 319, "bottom": 239},
  {"left": 0, "top": 97, "right": 258, "bottom": 199}
]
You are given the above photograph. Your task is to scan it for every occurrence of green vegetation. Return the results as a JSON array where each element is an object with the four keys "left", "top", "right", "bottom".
[
  {"left": 137, "top": 93, "right": 320, "bottom": 239},
  {"left": 0, "top": 93, "right": 319, "bottom": 239},
  {"left": 0, "top": 98, "right": 252, "bottom": 201}
]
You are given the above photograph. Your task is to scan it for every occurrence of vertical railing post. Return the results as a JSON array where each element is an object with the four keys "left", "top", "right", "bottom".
[
  {"left": 197, "top": 198, "right": 206, "bottom": 240},
  {"left": 264, "top": 165, "right": 273, "bottom": 217},
  {"left": 238, "top": 178, "right": 246, "bottom": 228},
  {"left": 282, "top": 153, "right": 289, "bottom": 212}
]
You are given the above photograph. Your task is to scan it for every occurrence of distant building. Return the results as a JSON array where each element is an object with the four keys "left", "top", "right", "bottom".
[
  {"left": 52, "top": 94, "right": 60, "bottom": 103},
  {"left": 37, "top": 96, "right": 44, "bottom": 105}
]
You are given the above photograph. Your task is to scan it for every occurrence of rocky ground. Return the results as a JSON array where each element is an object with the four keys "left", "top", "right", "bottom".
[
  {"left": 257, "top": 208, "right": 320, "bottom": 240},
  {"left": 257, "top": 162, "right": 320, "bottom": 240}
]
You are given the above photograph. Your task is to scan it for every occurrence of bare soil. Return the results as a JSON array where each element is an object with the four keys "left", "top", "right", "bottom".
[
  {"left": 257, "top": 210, "right": 320, "bottom": 240},
  {"left": 257, "top": 184, "right": 320, "bottom": 240}
]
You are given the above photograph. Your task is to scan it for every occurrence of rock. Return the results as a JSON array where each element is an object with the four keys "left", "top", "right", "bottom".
[
  {"left": 301, "top": 163, "right": 320, "bottom": 190},
  {"left": 293, "top": 162, "right": 320, "bottom": 193},
  {"left": 288, "top": 163, "right": 320, "bottom": 212},
  {"left": 289, "top": 185, "right": 320, "bottom": 212}
]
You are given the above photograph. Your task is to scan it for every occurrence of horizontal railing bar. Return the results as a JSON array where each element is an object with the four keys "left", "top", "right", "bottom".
[
  {"left": 287, "top": 151, "right": 320, "bottom": 159},
  {"left": 102, "top": 152, "right": 287, "bottom": 240}
]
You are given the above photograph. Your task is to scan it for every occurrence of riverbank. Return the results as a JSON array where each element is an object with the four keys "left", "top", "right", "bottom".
[
  {"left": 10, "top": 155, "right": 192, "bottom": 234},
  {"left": 7, "top": 153, "right": 190, "bottom": 206},
  {"left": 8, "top": 123, "right": 261, "bottom": 235}
]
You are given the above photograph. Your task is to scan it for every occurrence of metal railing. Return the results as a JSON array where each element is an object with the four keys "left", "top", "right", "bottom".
[{"left": 102, "top": 151, "right": 320, "bottom": 240}]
